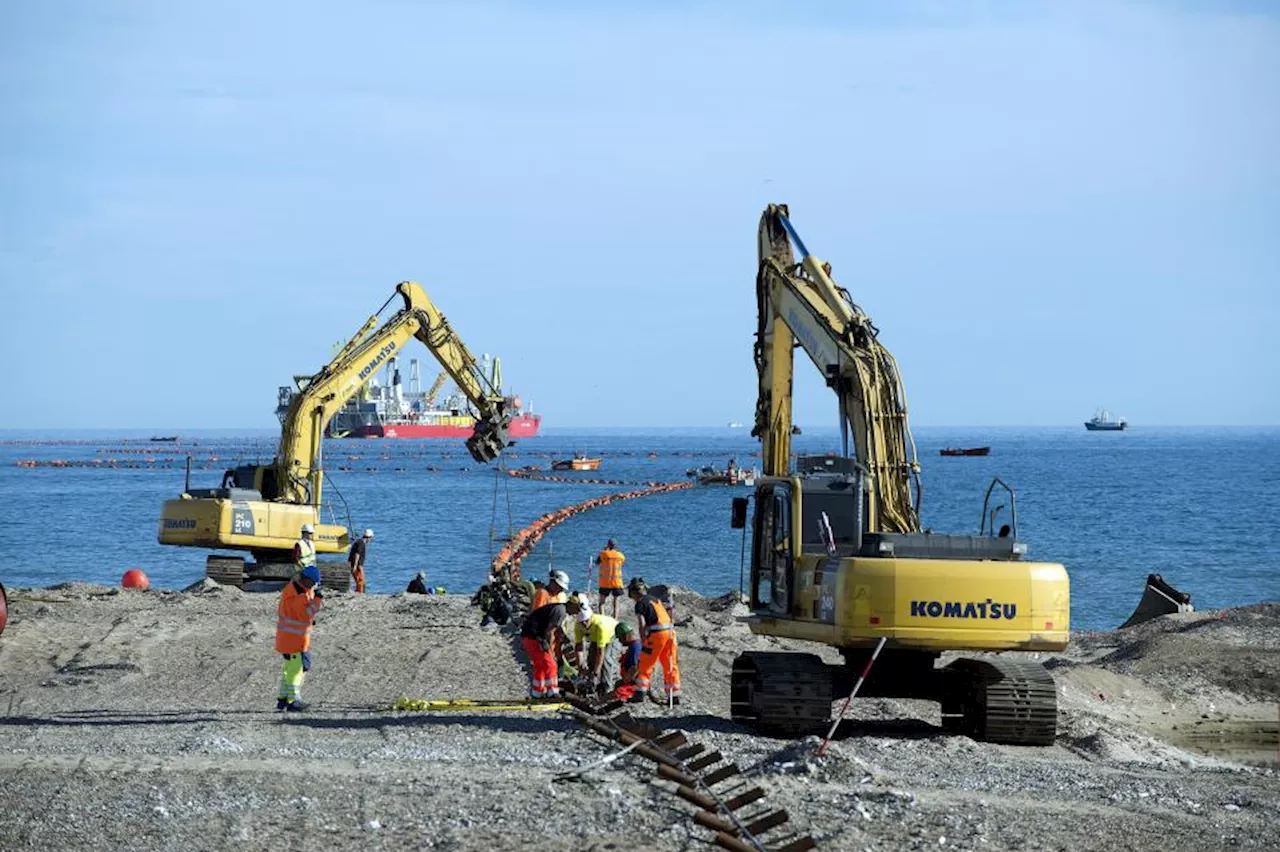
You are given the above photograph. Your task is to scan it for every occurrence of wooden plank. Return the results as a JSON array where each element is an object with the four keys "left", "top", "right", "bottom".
[{"left": 702, "top": 763, "right": 741, "bottom": 786}]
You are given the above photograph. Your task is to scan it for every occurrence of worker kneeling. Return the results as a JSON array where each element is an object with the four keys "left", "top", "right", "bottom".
[
  {"left": 566, "top": 594, "right": 618, "bottom": 695},
  {"left": 627, "top": 577, "right": 681, "bottom": 705},
  {"left": 612, "top": 621, "right": 643, "bottom": 701},
  {"left": 520, "top": 596, "right": 567, "bottom": 700}
]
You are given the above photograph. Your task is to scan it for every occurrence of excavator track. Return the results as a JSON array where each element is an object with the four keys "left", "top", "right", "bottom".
[
  {"left": 205, "top": 555, "right": 245, "bottom": 588},
  {"left": 941, "top": 657, "right": 1058, "bottom": 746},
  {"left": 730, "top": 651, "right": 833, "bottom": 735}
]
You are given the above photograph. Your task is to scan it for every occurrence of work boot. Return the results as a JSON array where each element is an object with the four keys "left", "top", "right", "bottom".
[
  {"left": 284, "top": 700, "right": 310, "bottom": 713},
  {"left": 276, "top": 699, "right": 289, "bottom": 712},
  {"left": 669, "top": 696, "right": 681, "bottom": 707},
  {"left": 627, "top": 691, "right": 647, "bottom": 704}
]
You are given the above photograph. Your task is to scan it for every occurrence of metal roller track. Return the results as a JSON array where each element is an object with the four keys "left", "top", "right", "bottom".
[
  {"left": 942, "top": 657, "right": 1058, "bottom": 746},
  {"left": 568, "top": 696, "right": 819, "bottom": 851}
]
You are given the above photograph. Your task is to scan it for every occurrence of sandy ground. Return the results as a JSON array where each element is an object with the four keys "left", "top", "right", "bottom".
[{"left": 0, "top": 582, "right": 1276, "bottom": 852}]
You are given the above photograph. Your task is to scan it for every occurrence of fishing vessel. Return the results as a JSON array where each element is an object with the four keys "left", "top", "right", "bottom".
[
  {"left": 687, "top": 461, "right": 757, "bottom": 486},
  {"left": 1084, "top": 409, "right": 1127, "bottom": 431},
  {"left": 939, "top": 446, "right": 990, "bottom": 457},
  {"left": 279, "top": 355, "right": 541, "bottom": 439},
  {"left": 551, "top": 453, "right": 601, "bottom": 471}
]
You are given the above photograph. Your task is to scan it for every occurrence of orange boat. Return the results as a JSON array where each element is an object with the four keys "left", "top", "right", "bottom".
[{"left": 552, "top": 454, "right": 602, "bottom": 471}]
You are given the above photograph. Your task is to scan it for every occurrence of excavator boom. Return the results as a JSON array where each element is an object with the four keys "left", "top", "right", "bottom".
[
  {"left": 275, "top": 281, "right": 510, "bottom": 506},
  {"left": 755, "top": 204, "right": 921, "bottom": 533}
]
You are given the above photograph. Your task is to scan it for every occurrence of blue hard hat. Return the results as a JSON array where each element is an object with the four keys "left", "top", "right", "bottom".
[{"left": 301, "top": 566, "right": 321, "bottom": 585}]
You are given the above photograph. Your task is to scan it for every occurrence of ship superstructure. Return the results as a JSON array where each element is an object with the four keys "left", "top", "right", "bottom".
[{"left": 277, "top": 354, "right": 541, "bottom": 439}]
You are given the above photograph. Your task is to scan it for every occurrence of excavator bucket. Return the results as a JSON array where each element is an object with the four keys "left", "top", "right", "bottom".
[
  {"left": 1119, "top": 573, "right": 1193, "bottom": 629},
  {"left": 466, "top": 417, "right": 510, "bottom": 464}
]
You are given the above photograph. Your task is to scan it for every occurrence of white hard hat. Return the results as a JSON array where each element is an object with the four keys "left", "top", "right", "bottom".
[
  {"left": 363, "top": 529, "right": 374, "bottom": 538},
  {"left": 576, "top": 601, "right": 593, "bottom": 623},
  {"left": 300, "top": 523, "right": 315, "bottom": 534},
  {"left": 548, "top": 569, "right": 570, "bottom": 588}
]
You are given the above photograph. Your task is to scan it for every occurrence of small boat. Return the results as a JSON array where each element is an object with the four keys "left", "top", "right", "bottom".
[
  {"left": 551, "top": 454, "right": 601, "bottom": 471},
  {"left": 1085, "top": 409, "right": 1127, "bottom": 431},
  {"left": 688, "top": 464, "right": 757, "bottom": 486},
  {"left": 940, "top": 446, "right": 990, "bottom": 457},
  {"left": 149, "top": 436, "right": 179, "bottom": 442}
]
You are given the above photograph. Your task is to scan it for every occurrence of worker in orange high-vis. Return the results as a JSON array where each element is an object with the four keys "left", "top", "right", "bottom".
[
  {"left": 627, "top": 577, "right": 681, "bottom": 706},
  {"left": 594, "top": 539, "right": 625, "bottom": 618},
  {"left": 348, "top": 528, "right": 373, "bottom": 593},
  {"left": 520, "top": 597, "right": 568, "bottom": 699},
  {"left": 275, "top": 565, "right": 324, "bottom": 712},
  {"left": 531, "top": 569, "right": 569, "bottom": 610}
]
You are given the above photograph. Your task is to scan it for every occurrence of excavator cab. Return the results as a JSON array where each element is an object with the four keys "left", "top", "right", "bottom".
[{"left": 187, "top": 464, "right": 283, "bottom": 503}]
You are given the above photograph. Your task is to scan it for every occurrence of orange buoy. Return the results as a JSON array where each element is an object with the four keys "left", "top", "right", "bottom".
[{"left": 122, "top": 569, "right": 150, "bottom": 590}]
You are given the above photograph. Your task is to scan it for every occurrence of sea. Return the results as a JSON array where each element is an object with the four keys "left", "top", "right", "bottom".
[{"left": 1, "top": 426, "right": 1277, "bottom": 632}]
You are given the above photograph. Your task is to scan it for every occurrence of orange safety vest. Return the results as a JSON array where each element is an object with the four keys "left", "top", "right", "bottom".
[
  {"left": 531, "top": 588, "right": 567, "bottom": 610},
  {"left": 275, "top": 581, "right": 322, "bottom": 654},
  {"left": 638, "top": 596, "right": 672, "bottom": 634},
  {"left": 597, "top": 548, "right": 625, "bottom": 589}
]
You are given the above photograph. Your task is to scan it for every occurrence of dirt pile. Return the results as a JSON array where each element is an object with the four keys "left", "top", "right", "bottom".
[{"left": 0, "top": 584, "right": 1275, "bottom": 851}]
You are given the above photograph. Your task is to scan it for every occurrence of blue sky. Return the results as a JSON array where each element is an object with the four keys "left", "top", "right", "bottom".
[{"left": 1, "top": 1, "right": 1276, "bottom": 428}]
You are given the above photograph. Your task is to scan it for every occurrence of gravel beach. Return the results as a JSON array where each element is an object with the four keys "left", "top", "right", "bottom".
[{"left": 0, "top": 583, "right": 1275, "bottom": 851}]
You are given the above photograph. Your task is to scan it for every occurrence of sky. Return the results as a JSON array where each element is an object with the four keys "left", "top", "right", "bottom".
[{"left": 1, "top": 1, "right": 1277, "bottom": 429}]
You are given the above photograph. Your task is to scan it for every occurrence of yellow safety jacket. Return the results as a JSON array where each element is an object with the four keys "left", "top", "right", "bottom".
[{"left": 295, "top": 537, "right": 317, "bottom": 570}]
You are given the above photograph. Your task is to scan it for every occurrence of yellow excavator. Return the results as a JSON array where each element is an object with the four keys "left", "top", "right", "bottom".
[
  {"left": 158, "top": 281, "right": 512, "bottom": 589},
  {"left": 729, "top": 206, "right": 1070, "bottom": 745}
]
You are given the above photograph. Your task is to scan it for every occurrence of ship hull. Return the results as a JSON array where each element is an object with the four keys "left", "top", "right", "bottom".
[
  {"left": 341, "top": 413, "right": 541, "bottom": 439},
  {"left": 1084, "top": 422, "right": 1126, "bottom": 431}
]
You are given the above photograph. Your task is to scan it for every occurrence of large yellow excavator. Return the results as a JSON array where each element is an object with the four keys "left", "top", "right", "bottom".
[
  {"left": 730, "top": 206, "right": 1070, "bottom": 745},
  {"left": 158, "top": 281, "right": 512, "bottom": 588}
]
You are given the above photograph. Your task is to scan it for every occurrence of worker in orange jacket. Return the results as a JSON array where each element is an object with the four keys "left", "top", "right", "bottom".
[
  {"left": 594, "top": 539, "right": 626, "bottom": 618},
  {"left": 275, "top": 565, "right": 323, "bottom": 712},
  {"left": 531, "top": 569, "right": 569, "bottom": 610},
  {"left": 627, "top": 577, "right": 681, "bottom": 705}
]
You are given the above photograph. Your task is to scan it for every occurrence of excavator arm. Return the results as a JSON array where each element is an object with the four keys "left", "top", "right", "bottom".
[
  {"left": 755, "top": 204, "right": 921, "bottom": 534},
  {"left": 275, "top": 281, "right": 510, "bottom": 505}
]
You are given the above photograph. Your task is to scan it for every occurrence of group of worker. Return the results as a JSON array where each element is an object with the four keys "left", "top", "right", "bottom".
[
  {"left": 519, "top": 540, "right": 682, "bottom": 706},
  {"left": 272, "top": 528, "right": 681, "bottom": 712}
]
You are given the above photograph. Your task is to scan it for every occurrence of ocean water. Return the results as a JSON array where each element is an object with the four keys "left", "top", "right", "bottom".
[{"left": 1, "top": 427, "right": 1276, "bottom": 631}]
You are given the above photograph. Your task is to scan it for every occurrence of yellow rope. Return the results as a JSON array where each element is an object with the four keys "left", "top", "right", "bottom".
[{"left": 389, "top": 697, "right": 570, "bottom": 712}]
